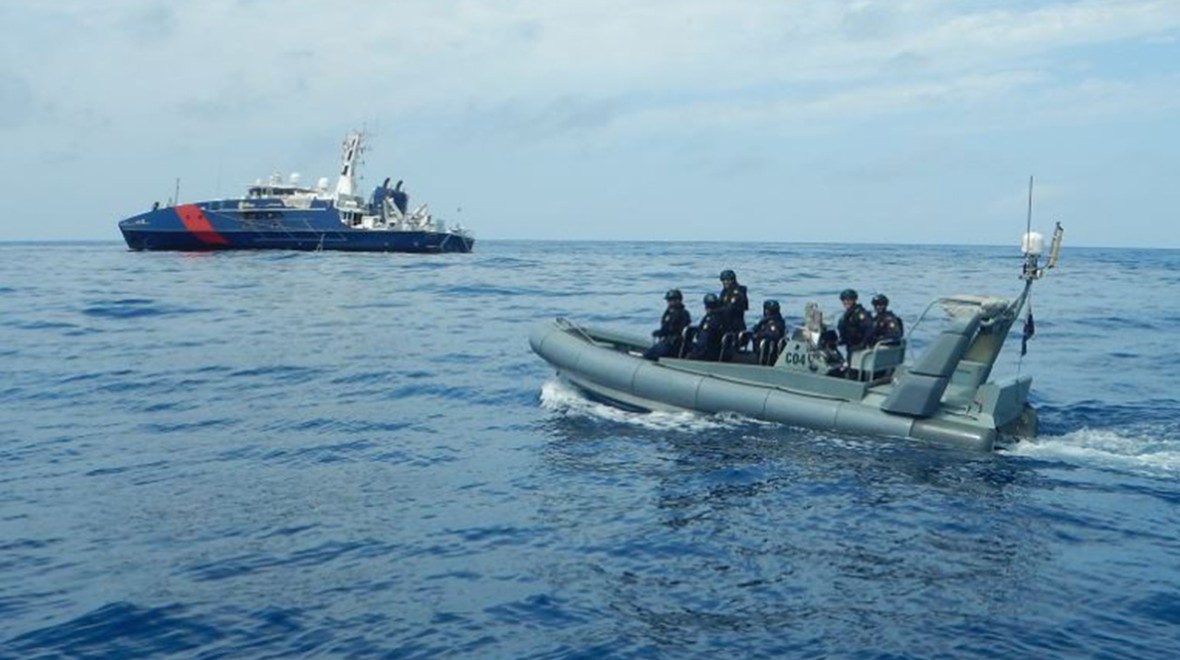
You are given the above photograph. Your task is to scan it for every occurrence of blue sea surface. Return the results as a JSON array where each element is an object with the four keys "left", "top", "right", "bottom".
[{"left": 2, "top": 240, "right": 1179, "bottom": 658}]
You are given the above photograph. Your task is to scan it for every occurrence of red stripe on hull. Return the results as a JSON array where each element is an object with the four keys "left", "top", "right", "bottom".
[{"left": 176, "top": 204, "right": 230, "bottom": 245}]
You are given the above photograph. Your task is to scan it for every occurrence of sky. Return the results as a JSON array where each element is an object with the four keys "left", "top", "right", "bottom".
[{"left": 1, "top": 0, "right": 1178, "bottom": 247}]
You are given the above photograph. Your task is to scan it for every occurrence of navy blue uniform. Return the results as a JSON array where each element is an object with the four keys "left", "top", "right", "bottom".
[
  {"left": 718, "top": 284, "right": 749, "bottom": 334},
  {"left": 687, "top": 309, "right": 726, "bottom": 361},
  {"left": 837, "top": 303, "right": 873, "bottom": 356},
  {"left": 643, "top": 304, "right": 692, "bottom": 360},
  {"left": 750, "top": 312, "right": 786, "bottom": 347},
  {"left": 868, "top": 310, "right": 904, "bottom": 345}
]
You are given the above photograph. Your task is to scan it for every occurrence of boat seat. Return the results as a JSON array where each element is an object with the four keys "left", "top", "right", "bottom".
[
  {"left": 678, "top": 326, "right": 698, "bottom": 358},
  {"left": 848, "top": 340, "right": 907, "bottom": 382},
  {"left": 756, "top": 337, "right": 785, "bottom": 366},
  {"left": 720, "top": 332, "right": 740, "bottom": 362}
]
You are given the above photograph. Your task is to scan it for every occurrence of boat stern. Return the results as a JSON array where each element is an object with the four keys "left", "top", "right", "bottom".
[{"left": 976, "top": 375, "right": 1037, "bottom": 438}]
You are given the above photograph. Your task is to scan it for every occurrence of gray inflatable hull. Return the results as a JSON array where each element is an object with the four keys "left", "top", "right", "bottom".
[{"left": 529, "top": 320, "right": 1032, "bottom": 452}]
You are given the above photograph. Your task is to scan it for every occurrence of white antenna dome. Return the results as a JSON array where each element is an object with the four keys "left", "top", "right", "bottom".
[
  {"left": 289, "top": 172, "right": 301, "bottom": 184},
  {"left": 1022, "top": 231, "right": 1044, "bottom": 256}
]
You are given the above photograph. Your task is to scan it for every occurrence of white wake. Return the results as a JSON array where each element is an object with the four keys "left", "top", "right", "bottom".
[
  {"left": 538, "top": 378, "right": 745, "bottom": 433},
  {"left": 1005, "top": 426, "right": 1180, "bottom": 477}
]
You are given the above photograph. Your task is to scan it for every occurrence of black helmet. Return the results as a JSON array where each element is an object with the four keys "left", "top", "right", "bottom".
[
  {"left": 703, "top": 293, "right": 720, "bottom": 308},
  {"left": 763, "top": 299, "right": 780, "bottom": 313},
  {"left": 664, "top": 288, "right": 683, "bottom": 301},
  {"left": 839, "top": 288, "right": 858, "bottom": 301},
  {"left": 871, "top": 294, "right": 889, "bottom": 307},
  {"left": 719, "top": 269, "right": 736, "bottom": 282}
]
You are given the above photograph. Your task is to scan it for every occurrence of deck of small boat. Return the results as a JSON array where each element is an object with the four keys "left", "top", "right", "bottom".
[{"left": 565, "top": 321, "right": 899, "bottom": 403}]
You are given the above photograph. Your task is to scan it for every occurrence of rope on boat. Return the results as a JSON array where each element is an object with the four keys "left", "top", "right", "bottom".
[{"left": 554, "top": 317, "right": 596, "bottom": 343}]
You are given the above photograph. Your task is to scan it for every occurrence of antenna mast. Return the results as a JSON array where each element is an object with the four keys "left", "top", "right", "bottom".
[{"left": 1025, "top": 175, "right": 1033, "bottom": 238}]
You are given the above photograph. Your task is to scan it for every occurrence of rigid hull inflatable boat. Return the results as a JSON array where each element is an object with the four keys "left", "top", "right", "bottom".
[{"left": 530, "top": 227, "right": 1063, "bottom": 451}]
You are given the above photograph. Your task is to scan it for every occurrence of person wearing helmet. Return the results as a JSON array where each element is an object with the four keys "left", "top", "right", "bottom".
[
  {"left": 744, "top": 299, "right": 787, "bottom": 348},
  {"left": 687, "top": 292, "right": 726, "bottom": 361},
  {"left": 741, "top": 299, "right": 788, "bottom": 363},
  {"left": 837, "top": 288, "right": 873, "bottom": 361},
  {"left": 643, "top": 288, "right": 693, "bottom": 360},
  {"left": 717, "top": 269, "right": 749, "bottom": 335},
  {"left": 867, "top": 294, "right": 904, "bottom": 345}
]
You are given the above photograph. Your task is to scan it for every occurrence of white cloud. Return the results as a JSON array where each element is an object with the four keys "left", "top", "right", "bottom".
[
  {"left": 1, "top": 0, "right": 1178, "bottom": 244},
  {"left": 9, "top": 0, "right": 1180, "bottom": 129}
]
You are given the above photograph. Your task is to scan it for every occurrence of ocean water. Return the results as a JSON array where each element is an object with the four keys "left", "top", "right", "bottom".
[{"left": 2, "top": 239, "right": 1179, "bottom": 659}]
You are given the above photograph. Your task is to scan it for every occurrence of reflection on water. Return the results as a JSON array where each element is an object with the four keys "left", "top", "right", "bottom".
[
  {"left": 3, "top": 241, "right": 1180, "bottom": 658},
  {"left": 535, "top": 381, "right": 1053, "bottom": 654}
]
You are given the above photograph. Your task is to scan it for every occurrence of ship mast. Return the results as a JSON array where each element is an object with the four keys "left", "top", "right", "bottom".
[{"left": 333, "top": 131, "right": 365, "bottom": 198}]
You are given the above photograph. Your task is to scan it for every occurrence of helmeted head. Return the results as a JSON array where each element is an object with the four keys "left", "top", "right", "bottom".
[
  {"left": 839, "top": 288, "right": 858, "bottom": 302},
  {"left": 763, "top": 299, "right": 780, "bottom": 315},
  {"left": 703, "top": 292, "right": 720, "bottom": 309},
  {"left": 871, "top": 294, "right": 889, "bottom": 309},
  {"left": 664, "top": 288, "right": 683, "bottom": 303},
  {"left": 719, "top": 269, "right": 737, "bottom": 285}
]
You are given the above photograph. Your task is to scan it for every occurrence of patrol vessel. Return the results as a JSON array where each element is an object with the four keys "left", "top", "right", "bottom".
[
  {"left": 118, "top": 131, "right": 474, "bottom": 253},
  {"left": 530, "top": 226, "right": 1063, "bottom": 451}
]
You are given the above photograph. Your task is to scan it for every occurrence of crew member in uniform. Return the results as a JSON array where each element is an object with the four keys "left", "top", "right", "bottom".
[
  {"left": 643, "top": 289, "right": 693, "bottom": 360},
  {"left": 717, "top": 269, "right": 749, "bottom": 335},
  {"left": 743, "top": 299, "right": 786, "bottom": 345},
  {"left": 868, "top": 294, "right": 904, "bottom": 345},
  {"left": 836, "top": 288, "right": 873, "bottom": 363},
  {"left": 743, "top": 299, "right": 787, "bottom": 363},
  {"left": 687, "top": 293, "right": 726, "bottom": 361}
]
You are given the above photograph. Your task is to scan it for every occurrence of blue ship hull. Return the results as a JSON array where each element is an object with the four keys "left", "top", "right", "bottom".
[{"left": 119, "top": 202, "right": 474, "bottom": 253}]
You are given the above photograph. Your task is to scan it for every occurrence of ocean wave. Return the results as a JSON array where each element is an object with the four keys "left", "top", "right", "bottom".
[
  {"left": 1041, "top": 399, "right": 1180, "bottom": 433},
  {"left": 185, "top": 539, "right": 388, "bottom": 582},
  {"left": 1007, "top": 425, "right": 1180, "bottom": 478},
  {"left": 2, "top": 602, "right": 222, "bottom": 658},
  {"left": 476, "top": 256, "right": 543, "bottom": 268},
  {"left": 81, "top": 298, "right": 205, "bottom": 319},
  {"left": 6, "top": 319, "right": 80, "bottom": 332},
  {"left": 228, "top": 365, "right": 327, "bottom": 383},
  {"left": 5, "top": 241, "right": 1180, "bottom": 658},
  {"left": 441, "top": 284, "right": 538, "bottom": 297}
]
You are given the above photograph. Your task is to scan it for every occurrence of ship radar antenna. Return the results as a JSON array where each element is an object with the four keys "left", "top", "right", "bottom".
[
  {"left": 1014, "top": 176, "right": 1064, "bottom": 362},
  {"left": 1019, "top": 176, "right": 1064, "bottom": 282},
  {"left": 1025, "top": 175, "right": 1033, "bottom": 242}
]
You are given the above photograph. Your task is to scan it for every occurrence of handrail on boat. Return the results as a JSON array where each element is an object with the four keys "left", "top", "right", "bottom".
[{"left": 555, "top": 317, "right": 596, "bottom": 344}]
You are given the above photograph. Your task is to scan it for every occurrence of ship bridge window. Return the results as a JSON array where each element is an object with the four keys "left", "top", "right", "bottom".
[{"left": 242, "top": 211, "right": 283, "bottom": 220}]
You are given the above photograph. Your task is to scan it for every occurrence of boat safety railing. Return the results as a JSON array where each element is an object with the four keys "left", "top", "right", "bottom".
[{"left": 555, "top": 317, "right": 597, "bottom": 345}]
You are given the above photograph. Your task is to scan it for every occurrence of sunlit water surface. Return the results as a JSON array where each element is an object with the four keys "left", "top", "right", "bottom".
[{"left": 2, "top": 240, "right": 1178, "bottom": 658}]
